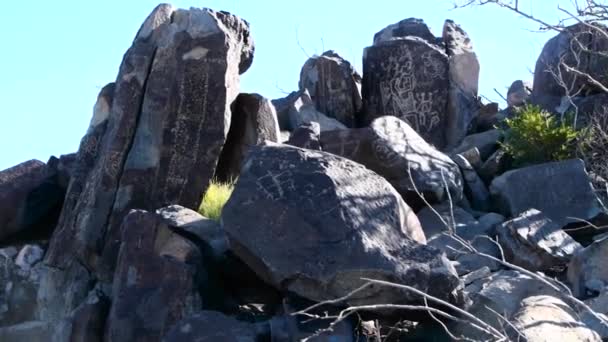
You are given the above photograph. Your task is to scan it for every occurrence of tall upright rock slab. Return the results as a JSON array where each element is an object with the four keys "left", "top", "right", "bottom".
[
  {"left": 362, "top": 18, "right": 479, "bottom": 149},
  {"left": 39, "top": 4, "right": 254, "bottom": 322},
  {"left": 299, "top": 50, "right": 362, "bottom": 127},
  {"left": 363, "top": 34, "right": 449, "bottom": 148},
  {"left": 443, "top": 20, "right": 480, "bottom": 148}
]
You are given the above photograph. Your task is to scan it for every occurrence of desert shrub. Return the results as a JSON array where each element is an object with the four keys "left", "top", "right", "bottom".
[
  {"left": 198, "top": 180, "right": 234, "bottom": 221},
  {"left": 578, "top": 114, "right": 608, "bottom": 204},
  {"left": 500, "top": 105, "right": 580, "bottom": 167}
]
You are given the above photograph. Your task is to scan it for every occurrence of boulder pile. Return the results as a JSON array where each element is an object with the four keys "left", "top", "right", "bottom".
[{"left": 0, "top": 4, "right": 607, "bottom": 341}]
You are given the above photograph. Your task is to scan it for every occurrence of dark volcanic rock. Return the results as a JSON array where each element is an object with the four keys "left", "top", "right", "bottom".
[
  {"left": 105, "top": 209, "right": 202, "bottom": 342},
  {"left": 533, "top": 23, "right": 608, "bottom": 98},
  {"left": 299, "top": 50, "right": 362, "bottom": 127},
  {"left": 41, "top": 4, "right": 254, "bottom": 319},
  {"left": 0, "top": 160, "right": 63, "bottom": 243},
  {"left": 373, "top": 18, "right": 437, "bottom": 45},
  {"left": 490, "top": 159, "right": 602, "bottom": 228},
  {"left": 285, "top": 122, "right": 321, "bottom": 150},
  {"left": 362, "top": 35, "right": 449, "bottom": 148},
  {"left": 215, "top": 93, "right": 281, "bottom": 182},
  {"left": 443, "top": 20, "right": 480, "bottom": 148},
  {"left": 321, "top": 116, "right": 464, "bottom": 206},
  {"left": 163, "top": 311, "right": 261, "bottom": 342},
  {"left": 568, "top": 237, "right": 608, "bottom": 297},
  {"left": 222, "top": 143, "right": 464, "bottom": 306},
  {"left": 496, "top": 209, "right": 583, "bottom": 272}
]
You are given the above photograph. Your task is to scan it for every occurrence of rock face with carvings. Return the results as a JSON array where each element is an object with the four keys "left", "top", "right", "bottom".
[
  {"left": 222, "top": 143, "right": 464, "bottom": 306},
  {"left": 362, "top": 18, "right": 479, "bottom": 149},
  {"left": 38, "top": 3, "right": 255, "bottom": 326},
  {"left": 299, "top": 50, "right": 362, "bottom": 127}
]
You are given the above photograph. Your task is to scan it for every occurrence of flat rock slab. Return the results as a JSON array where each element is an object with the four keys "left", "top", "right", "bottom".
[
  {"left": 222, "top": 143, "right": 464, "bottom": 306},
  {"left": 490, "top": 159, "right": 603, "bottom": 228},
  {"left": 497, "top": 209, "right": 582, "bottom": 271}
]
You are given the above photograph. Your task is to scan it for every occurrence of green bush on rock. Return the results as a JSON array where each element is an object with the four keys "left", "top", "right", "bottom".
[
  {"left": 198, "top": 181, "right": 234, "bottom": 221},
  {"left": 500, "top": 105, "right": 580, "bottom": 167}
]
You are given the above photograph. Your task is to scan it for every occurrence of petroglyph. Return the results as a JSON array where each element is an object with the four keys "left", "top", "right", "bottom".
[{"left": 256, "top": 170, "right": 296, "bottom": 201}]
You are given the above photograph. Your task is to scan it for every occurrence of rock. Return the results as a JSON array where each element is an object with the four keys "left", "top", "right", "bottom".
[
  {"left": 156, "top": 204, "right": 228, "bottom": 258},
  {"left": 272, "top": 90, "right": 303, "bottom": 130},
  {"left": 451, "top": 129, "right": 502, "bottom": 161},
  {"left": 443, "top": 20, "right": 480, "bottom": 148},
  {"left": 478, "top": 149, "right": 509, "bottom": 183},
  {"left": 568, "top": 237, "right": 608, "bottom": 297},
  {"left": 14, "top": 244, "right": 44, "bottom": 272},
  {"left": 299, "top": 50, "right": 362, "bottom": 127},
  {"left": 373, "top": 17, "right": 437, "bottom": 45},
  {"left": 533, "top": 23, "right": 608, "bottom": 98},
  {"left": 457, "top": 147, "right": 482, "bottom": 170},
  {"left": 0, "top": 247, "right": 44, "bottom": 326},
  {"left": 105, "top": 209, "right": 203, "bottom": 342},
  {"left": 288, "top": 90, "right": 347, "bottom": 131},
  {"left": 215, "top": 93, "right": 281, "bottom": 182},
  {"left": 509, "top": 296, "right": 601, "bottom": 342},
  {"left": 42, "top": 5, "right": 254, "bottom": 317},
  {"left": 363, "top": 23, "right": 449, "bottom": 148},
  {"left": 417, "top": 204, "right": 476, "bottom": 239},
  {"left": 456, "top": 270, "right": 563, "bottom": 340},
  {"left": 497, "top": 209, "right": 583, "bottom": 272},
  {"left": 474, "top": 102, "right": 500, "bottom": 132},
  {"left": 0, "top": 159, "right": 63, "bottom": 242},
  {"left": 461, "top": 266, "right": 491, "bottom": 285},
  {"left": 490, "top": 159, "right": 603, "bottom": 228},
  {"left": 453, "top": 154, "right": 490, "bottom": 211},
  {"left": 0, "top": 321, "right": 52, "bottom": 342},
  {"left": 321, "top": 116, "right": 464, "bottom": 206},
  {"left": 507, "top": 80, "right": 532, "bottom": 107},
  {"left": 163, "top": 311, "right": 261, "bottom": 342},
  {"left": 53, "top": 287, "right": 110, "bottom": 342},
  {"left": 285, "top": 122, "right": 321, "bottom": 150},
  {"left": 222, "top": 143, "right": 465, "bottom": 306}
]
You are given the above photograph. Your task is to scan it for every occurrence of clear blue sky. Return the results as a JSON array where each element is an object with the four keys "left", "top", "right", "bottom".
[{"left": 0, "top": 0, "right": 570, "bottom": 170}]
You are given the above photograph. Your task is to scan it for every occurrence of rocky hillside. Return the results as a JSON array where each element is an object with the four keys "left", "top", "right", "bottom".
[{"left": 1, "top": 4, "right": 608, "bottom": 341}]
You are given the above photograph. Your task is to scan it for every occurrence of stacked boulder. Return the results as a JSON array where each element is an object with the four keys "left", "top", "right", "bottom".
[{"left": 1, "top": 5, "right": 608, "bottom": 342}]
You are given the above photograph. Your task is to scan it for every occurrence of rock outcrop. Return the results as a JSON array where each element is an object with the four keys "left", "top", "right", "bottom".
[{"left": 222, "top": 143, "right": 464, "bottom": 306}]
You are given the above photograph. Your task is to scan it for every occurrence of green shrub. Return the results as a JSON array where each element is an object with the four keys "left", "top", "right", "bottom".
[
  {"left": 500, "top": 105, "right": 580, "bottom": 167},
  {"left": 198, "top": 181, "right": 234, "bottom": 221}
]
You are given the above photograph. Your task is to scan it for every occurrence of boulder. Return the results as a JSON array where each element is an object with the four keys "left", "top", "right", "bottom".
[
  {"left": 0, "top": 159, "right": 63, "bottom": 242},
  {"left": 163, "top": 311, "right": 261, "bottom": 341},
  {"left": 509, "top": 296, "right": 601, "bottom": 342},
  {"left": 568, "top": 237, "right": 608, "bottom": 297},
  {"left": 52, "top": 287, "right": 110, "bottom": 342},
  {"left": 0, "top": 321, "right": 52, "bottom": 342},
  {"left": 456, "top": 270, "right": 563, "bottom": 340},
  {"left": 272, "top": 90, "right": 303, "bottom": 130},
  {"left": 105, "top": 209, "right": 203, "bottom": 342},
  {"left": 0, "top": 245, "right": 45, "bottom": 326},
  {"left": 507, "top": 80, "right": 532, "bottom": 107},
  {"left": 215, "top": 93, "right": 281, "bottom": 182},
  {"left": 287, "top": 90, "right": 347, "bottom": 131},
  {"left": 416, "top": 204, "right": 477, "bottom": 239},
  {"left": 373, "top": 17, "right": 437, "bottom": 45},
  {"left": 299, "top": 50, "right": 362, "bottom": 127},
  {"left": 452, "top": 154, "right": 490, "bottom": 211},
  {"left": 222, "top": 143, "right": 465, "bottom": 306},
  {"left": 285, "top": 122, "right": 321, "bottom": 150},
  {"left": 321, "top": 116, "right": 463, "bottom": 206},
  {"left": 479, "top": 149, "right": 509, "bottom": 183},
  {"left": 490, "top": 159, "right": 603, "bottom": 228},
  {"left": 533, "top": 23, "right": 608, "bottom": 98},
  {"left": 497, "top": 209, "right": 583, "bottom": 272},
  {"left": 42, "top": 5, "right": 254, "bottom": 318},
  {"left": 450, "top": 129, "right": 502, "bottom": 161},
  {"left": 443, "top": 19, "right": 480, "bottom": 148},
  {"left": 363, "top": 20, "right": 449, "bottom": 148}
]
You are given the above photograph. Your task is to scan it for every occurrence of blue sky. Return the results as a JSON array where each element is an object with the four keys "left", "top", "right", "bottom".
[{"left": 0, "top": 1, "right": 569, "bottom": 170}]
